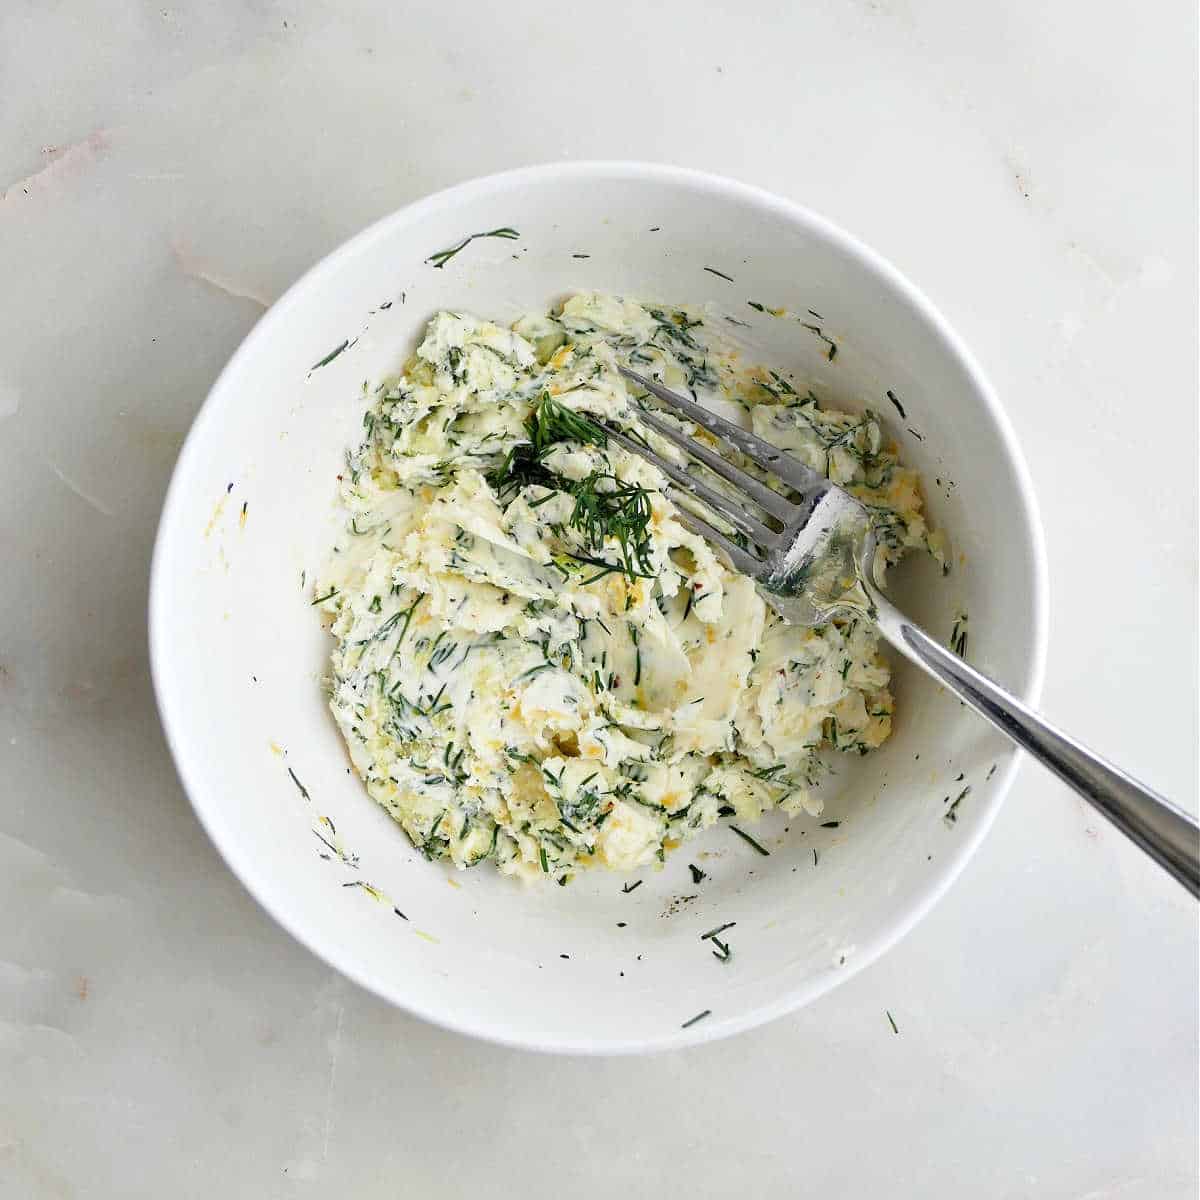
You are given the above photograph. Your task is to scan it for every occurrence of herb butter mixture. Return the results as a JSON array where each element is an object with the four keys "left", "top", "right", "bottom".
[{"left": 314, "top": 293, "right": 938, "bottom": 881}]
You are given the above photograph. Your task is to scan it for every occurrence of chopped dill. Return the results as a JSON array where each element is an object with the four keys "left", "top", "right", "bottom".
[
  {"left": 945, "top": 786, "right": 971, "bottom": 824},
  {"left": 729, "top": 824, "right": 770, "bottom": 856},
  {"left": 427, "top": 226, "right": 519, "bottom": 268},
  {"left": 799, "top": 321, "right": 838, "bottom": 361},
  {"left": 513, "top": 662, "right": 554, "bottom": 685},
  {"left": 394, "top": 594, "right": 425, "bottom": 650},
  {"left": 950, "top": 614, "right": 969, "bottom": 658},
  {"left": 286, "top": 767, "right": 311, "bottom": 803},
  {"left": 310, "top": 339, "right": 352, "bottom": 371}
]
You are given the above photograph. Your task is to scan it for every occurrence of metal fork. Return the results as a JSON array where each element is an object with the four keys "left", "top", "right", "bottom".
[{"left": 613, "top": 366, "right": 1199, "bottom": 897}]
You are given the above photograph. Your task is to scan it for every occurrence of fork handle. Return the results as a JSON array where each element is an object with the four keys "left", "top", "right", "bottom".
[{"left": 870, "top": 593, "right": 1200, "bottom": 897}]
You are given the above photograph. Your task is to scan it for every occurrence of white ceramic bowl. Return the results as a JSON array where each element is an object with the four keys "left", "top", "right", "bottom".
[{"left": 150, "top": 162, "right": 1047, "bottom": 1053}]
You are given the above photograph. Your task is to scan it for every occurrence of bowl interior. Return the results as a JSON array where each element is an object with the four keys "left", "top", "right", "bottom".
[{"left": 151, "top": 164, "right": 1045, "bottom": 1052}]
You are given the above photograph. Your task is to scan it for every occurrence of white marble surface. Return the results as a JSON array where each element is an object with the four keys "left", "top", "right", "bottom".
[{"left": 2, "top": 1, "right": 1197, "bottom": 1195}]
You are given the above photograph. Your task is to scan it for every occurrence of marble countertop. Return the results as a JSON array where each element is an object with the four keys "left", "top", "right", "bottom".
[{"left": 2, "top": 1, "right": 1196, "bottom": 1195}]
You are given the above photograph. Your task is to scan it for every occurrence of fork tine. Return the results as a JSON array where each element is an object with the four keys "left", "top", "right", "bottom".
[
  {"left": 634, "top": 408, "right": 795, "bottom": 523},
  {"left": 666, "top": 496, "right": 765, "bottom": 577},
  {"left": 604, "top": 425, "right": 776, "bottom": 544},
  {"left": 619, "top": 366, "right": 825, "bottom": 493}
]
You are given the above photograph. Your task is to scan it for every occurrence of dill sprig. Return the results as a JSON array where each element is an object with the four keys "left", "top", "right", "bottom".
[
  {"left": 567, "top": 472, "right": 654, "bottom": 578},
  {"left": 487, "top": 392, "right": 607, "bottom": 499},
  {"left": 488, "top": 394, "right": 654, "bottom": 580},
  {"left": 528, "top": 391, "right": 608, "bottom": 453}
]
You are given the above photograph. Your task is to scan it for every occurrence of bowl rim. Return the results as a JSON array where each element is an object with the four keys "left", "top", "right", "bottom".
[{"left": 149, "top": 160, "right": 1050, "bottom": 1055}]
